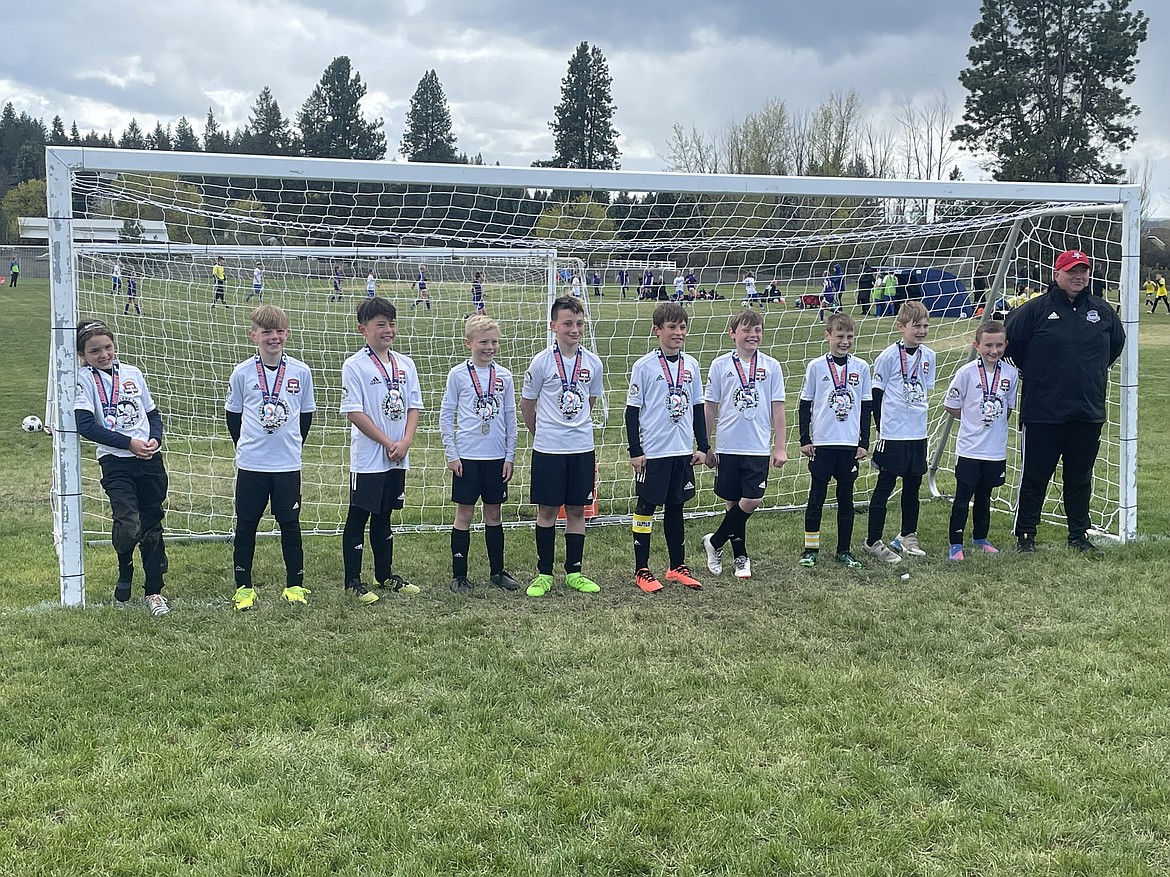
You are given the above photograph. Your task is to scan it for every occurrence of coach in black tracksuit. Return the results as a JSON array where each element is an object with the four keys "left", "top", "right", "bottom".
[{"left": 1005, "top": 249, "right": 1125, "bottom": 555}]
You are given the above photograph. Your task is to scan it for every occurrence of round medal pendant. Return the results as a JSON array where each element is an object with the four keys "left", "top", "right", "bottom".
[{"left": 104, "top": 414, "right": 117, "bottom": 429}]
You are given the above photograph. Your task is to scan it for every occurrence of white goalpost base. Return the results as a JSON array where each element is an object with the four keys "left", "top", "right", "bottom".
[{"left": 46, "top": 147, "right": 1139, "bottom": 606}]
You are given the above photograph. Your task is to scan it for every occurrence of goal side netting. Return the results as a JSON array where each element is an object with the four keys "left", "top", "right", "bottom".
[{"left": 45, "top": 147, "right": 1140, "bottom": 605}]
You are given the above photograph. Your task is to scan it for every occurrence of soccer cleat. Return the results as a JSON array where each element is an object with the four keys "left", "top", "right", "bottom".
[
  {"left": 733, "top": 556, "right": 752, "bottom": 579},
  {"left": 634, "top": 568, "right": 664, "bottom": 593},
  {"left": 799, "top": 550, "right": 818, "bottom": 568},
  {"left": 565, "top": 572, "right": 601, "bottom": 593},
  {"left": 489, "top": 570, "right": 521, "bottom": 591},
  {"left": 345, "top": 580, "right": 379, "bottom": 605},
  {"left": 835, "top": 552, "right": 863, "bottom": 569},
  {"left": 450, "top": 575, "right": 471, "bottom": 594},
  {"left": 665, "top": 565, "right": 703, "bottom": 590},
  {"left": 973, "top": 538, "right": 1000, "bottom": 554},
  {"left": 114, "top": 581, "right": 132, "bottom": 603},
  {"left": 864, "top": 540, "right": 902, "bottom": 564},
  {"left": 383, "top": 574, "right": 421, "bottom": 595},
  {"left": 891, "top": 532, "right": 927, "bottom": 557},
  {"left": 232, "top": 586, "right": 256, "bottom": 612},
  {"left": 1017, "top": 535, "right": 1036, "bottom": 553},
  {"left": 948, "top": 544, "right": 965, "bottom": 561},
  {"left": 701, "top": 533, "right": 724, "bottom": 575},
  {"left": 145, "top": 594, "right": 170, "bottom": 617},
  {"left": 526, "top": 573, "right": 554, "bottom": 597},
  {"left": 282, "top": 586, "right": 311, "bottom": 604},
  {"left": 1068, "top": 535, "right": 1104, "bottom": 558}
]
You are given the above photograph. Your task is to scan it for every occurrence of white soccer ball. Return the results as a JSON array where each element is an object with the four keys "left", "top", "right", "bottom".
[{"left": 22, "top": 415, "right": 43, "bottom": 433}]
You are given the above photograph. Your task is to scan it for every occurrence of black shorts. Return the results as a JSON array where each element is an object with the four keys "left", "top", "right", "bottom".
[
  {"left": 236, "top": 469, "right": 302, "bottom": 522},
  {"left": 808, "top": 446, "right": 860, "bottom": 483},
  {"left": 349, "top": 469, "right": 407, "bottom": 514},
  {"left": 714, "top": 453, "right": 770, "bottom": 502},
  {"left": 530, "top": 450, "right": 595, "bottom": 508},
  {"left": 452, "top": 458, "right": 508, "bottom": 505},
  {"left": 955, "top": 456, "right": 1006, "bottom": 491},
  {"left": 635, "top": 455, "right": 697, "bottom": 506},
  {"left": 871, "top": 438, "right": 928, "bottom": 477}
]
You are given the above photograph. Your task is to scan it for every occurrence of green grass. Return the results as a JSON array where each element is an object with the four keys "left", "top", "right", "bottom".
[{"left": 2, "top": 280, "right": 1169, "bottom": 874}]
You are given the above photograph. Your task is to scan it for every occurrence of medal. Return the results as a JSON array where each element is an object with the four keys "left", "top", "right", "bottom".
[
  {"left": 255, "top": 355, "right": 289, "bottom": 434},
  {"left": 92, "top": 363, "right": 121, "bottom": 430},
  {"left": 481, "top": 422, "right": 491, "bottom": 435},
  {"left": 898, "top": 343, "right": 924, "bottom": 403},
  {"left": 826, "top": 355, "right": 853, "bottom": 422},
  {"left": 732, "top": 351, "right": 759, "bottom": 419},
  {"left": 977, "top": 359, "right": 1003, "bottom": 429},
  {"left": 367, "top": 346, "right": 406, "bottom": 421},
  {"left": 657, "top": 350, "right": 688, "bottom": 423},
  {"left": 467, "top": 360, "right": 498, "bottom": 435},
  {"left": 553, "top": 346, "right": 584, "bottom": 420}
]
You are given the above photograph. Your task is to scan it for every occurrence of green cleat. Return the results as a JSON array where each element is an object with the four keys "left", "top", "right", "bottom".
[
  {"left": 281, "top": 585, "right": 311, "bottom": 604},
  {"left": 835, "top": 551, "right": 863, "bottom": 569},
  {"left": 232, "top": 586, "right": 256, "bottom": 612},
  {"left": 526, "top": 573, "right": 554, "bottom": 597},
  {"left": 799, "top": 550, "right": 818, "bottom": 568},
  {"left": 565, "top": 572, "right": 600, "bottom": 593}
]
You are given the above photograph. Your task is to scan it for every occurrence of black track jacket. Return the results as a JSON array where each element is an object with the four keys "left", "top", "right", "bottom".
[{"left": 1005, "top": 283, "right": 1125, "bottom": 425}]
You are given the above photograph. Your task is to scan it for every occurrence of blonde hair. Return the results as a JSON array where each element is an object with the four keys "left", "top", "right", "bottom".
[
  {"left": 250, "top": 304, "right": 290, "bottom": 331},
  {"left": 896, "top": 300, "right": 928, "bottom": 325},
  {"left": 464, "top": 314, "right": 499, "bottom": 339}
]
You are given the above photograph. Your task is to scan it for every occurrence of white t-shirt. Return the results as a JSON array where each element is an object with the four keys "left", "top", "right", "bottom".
[
  {"left": 799, "top": 354, "right": 873, "bottom": 447},
  {"left": 871, "top": 342, "right": 936, "bottom": 441},
  {"left": 253, "top": 267, "right": 263, "bottom": 288},
  {"left": 521, "top": 345, "right": 603, "bottom": 454},
  {"left": 340, "top": 346, "right": 424, "bottom": 473},
  {"left": 571, "top": 277, "right": 582, "bottom": 297},
  {"left": 705, "top": 350, "right": 786, "bottom": 455},
  {"left": 366, "top": 273, "right": 376, "bottom": 294},
  {"left": 112, "top": 263, "right": 122, "bottom": 281},
  {"left": 743, "top": 276, "right": 756, "bottom": 296},
  {"left": 75, "top": 361, "right": 155, "bottom": 459},
  {"left": 626, "top": 349, "right": 703, "bottom": 459},
  {"left": 945, "top": 358, "right": 1019, "bottom": 461},
  {"left": 674, "top": 275, "right": 685, "bottom": 294},
  {"left": 225, "top": 354, "right": 316, "bottom": 472},
  {"left": 439, "top": 360, "right": 517, "bottom": 462}
]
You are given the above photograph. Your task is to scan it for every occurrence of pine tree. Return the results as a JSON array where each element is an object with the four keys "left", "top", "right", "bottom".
[
  {"left": 242, "top": 86, "right": 294, "bottom": 155},
  {"left": 952, "top": 0, "right": 1148, "bottom": 183},
  {"left": 174, "top": 116, "right": 200, "bottom": 152},
  {"left": 119, "top": 118, "right": 147, "bottom": 149},
  {"left": 400, "top": 70, "right": 459, "bottom": 163},
  {"left": 147, "top": 122, "right": 173, "bottom": 151},
  {"left": 543, "top": 42, "right": 620, "bottom": 170},
  {"left": 296, "top": 56, "right": 386, "bottom": 160},
  {"left": 203, "top": 108, "right": 230, "bottom": 153},
  {"left": 49, "top": 116, "right": 69, "bottom": 146}
]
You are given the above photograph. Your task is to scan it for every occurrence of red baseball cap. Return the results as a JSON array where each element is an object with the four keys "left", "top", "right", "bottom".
[{"left": 1054, "top": 250, "right": 1091, "bottom": 272}]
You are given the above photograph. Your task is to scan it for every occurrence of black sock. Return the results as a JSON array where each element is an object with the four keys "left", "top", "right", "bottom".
[
  {"left": 452, "top": 527, "right": 471, "bottom": 578},
  {"left": 278, "top": 519, "right": 304, "bottom": 588},
  {"left": 536, "top": 525, "right": 556, "bottom": 575},
  {"left": 233, "top": 519, "right": 260, "bottom": 587},
  {"left": 564, "top": 532, "right": 585, "bottom": 574},
  {"left": 342, "top": 506, "right": 370, "bottom": 585},
  {"left": 485, "top": 525, "right": 505, "bottom": 576},
  {"left": 664, "top": 504, "right": 685, "bottom": 569},
  {"left": 371, "top": 516, "right": 392, "bottom": 584}
]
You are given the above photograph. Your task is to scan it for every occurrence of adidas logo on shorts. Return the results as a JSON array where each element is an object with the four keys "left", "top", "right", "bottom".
[
  {"left": 759, "top": 481, "right": 767, "bottom": 489},
  {"left": 684, "top": 481, "right": 694, "bottom": 490}
]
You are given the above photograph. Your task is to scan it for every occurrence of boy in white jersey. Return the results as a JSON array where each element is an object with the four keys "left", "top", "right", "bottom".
[
  {"left": 111, "top": 261, "right": 122, "bottom": 295},
  {"left": 943, "top": 321, "right": 1018, "bottom": 560},
  {"left": 864, "top": 301, "right": 936, "bottom": 563},
  {"left": 798, "top": 312, "right": 873, "bottom": 568},
  {"left": 246, "top": 262, "right": 263, "bottom": 302},
  {"left": 440, "top": 316, "right": 520, "bottom": 594},
  {"left": 521, "top": 295, "right": 604, "bottom": 597},
  {"left": 225, "top": 305, "right": 316, "bottom": 611},
  {"left": 741, "top": 273, "right": 761, "bottom": 309},
  {"left": 339, "top": 297, "right": 424, "bottom": 603},
  {"left": 701, "top": 309, "right": 788, "bottom": 580},
  {"left": 366, "top": 268, "right": 377, "bottom": 298},
  {"left": 626, "top": 303, "right": 710, "bottom": 592},
  {"left": 74, "top": 319, "right": 170, "bottom": 616}
]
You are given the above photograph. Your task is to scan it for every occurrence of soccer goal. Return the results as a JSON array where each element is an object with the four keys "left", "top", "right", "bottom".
[{"left": 46, "top": 147, "right": 1139, "bottom": 605}]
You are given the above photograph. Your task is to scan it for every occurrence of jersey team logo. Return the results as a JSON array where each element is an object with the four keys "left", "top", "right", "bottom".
[
  {"left": 116, "top": 399, "right": 141, "bottom": 429},
  {"left": 286, "top": 378, "right": 301, "bottom": 395}
]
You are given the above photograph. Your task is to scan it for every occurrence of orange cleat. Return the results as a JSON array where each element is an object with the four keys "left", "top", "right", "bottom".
[
  {"left": 665, "top": 565, "right": 703, "bottom": 590},
  {"left": 634, "top": 568, "right": 664, "bottom": 593}
]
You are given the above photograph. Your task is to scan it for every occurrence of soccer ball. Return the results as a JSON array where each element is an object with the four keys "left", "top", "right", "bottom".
[{"left": 22, "top": 415, "right": 43, "bottom": 433}]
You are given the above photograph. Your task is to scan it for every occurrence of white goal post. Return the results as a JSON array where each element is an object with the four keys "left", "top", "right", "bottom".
[{"left": 46, "top": 146, "right": 1140, "bottom": 606}]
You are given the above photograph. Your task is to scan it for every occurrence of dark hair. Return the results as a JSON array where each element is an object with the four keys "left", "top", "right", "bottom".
[
  {"left": 76, "top": 318, "right": 114, "bottom": 351},
  {"left": 550, "top": 295, "right": 584, "bottom": 321},
  {"left": 356, "top": 296, "right": 397, "bottom": 324},
  {"left": 652, "top": 302, "right": 689, "bottom": 328},
  {"left": 975, "top": 320, "right": 1006, "bottom": 341}
]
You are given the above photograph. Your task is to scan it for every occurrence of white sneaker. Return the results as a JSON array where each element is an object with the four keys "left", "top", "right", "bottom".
[
  {"left": 891, "top": 533, "right": 927, "bottom": 557},
  {"left": 145, "top": 594, "right": 170, "bottom": 616},
  {"left": 864, "top": 540, "right": 902, "bottom": 564},
  {"left": 733, "top": 556, "right": 752, "bottom": 579},
  {"left": 702, "top": 533, "right": 724, "bottom": 575}
]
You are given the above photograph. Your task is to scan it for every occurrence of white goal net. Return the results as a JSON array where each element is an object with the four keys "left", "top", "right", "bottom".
[{"left": 46, "top": 148, "right": 1140, "bottom": 605}]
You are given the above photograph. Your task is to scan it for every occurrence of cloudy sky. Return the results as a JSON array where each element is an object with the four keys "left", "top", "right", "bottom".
[{"left": 4, "top": 1, "right": 1168, "bottom": 212}]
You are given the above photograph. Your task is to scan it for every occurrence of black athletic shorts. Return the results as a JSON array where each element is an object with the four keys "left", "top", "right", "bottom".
[
  {"left": 714, "top": 452, "right": 769, "bottom": 502},
  {"left": 807, "top": 446, "right": 861, "bottom": 483},
  {"left": 635, "top": 455, "right": 697, "bottom": 506},
  {"left": 451, "top": 458, "right": 509, "bottom": 505},
  {"left": 235, "top": 468, "right": 301, "bottom": 522},
  {"left": 955, "top": 456, "right": 1006, "bottom": 491},
  {"left": 349, "top": 469, "right": 407, "bottom": 514},
  {"left": 530, "top": 450, "right": 595, "bottom": 508},
  {"left": 871, "top": 438, "right": 928, "bottom": 477}
]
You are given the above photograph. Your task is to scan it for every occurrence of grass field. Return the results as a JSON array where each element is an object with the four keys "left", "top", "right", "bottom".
[{"left": 2, "top": 279, "right": 1169, "bottom": 875}]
